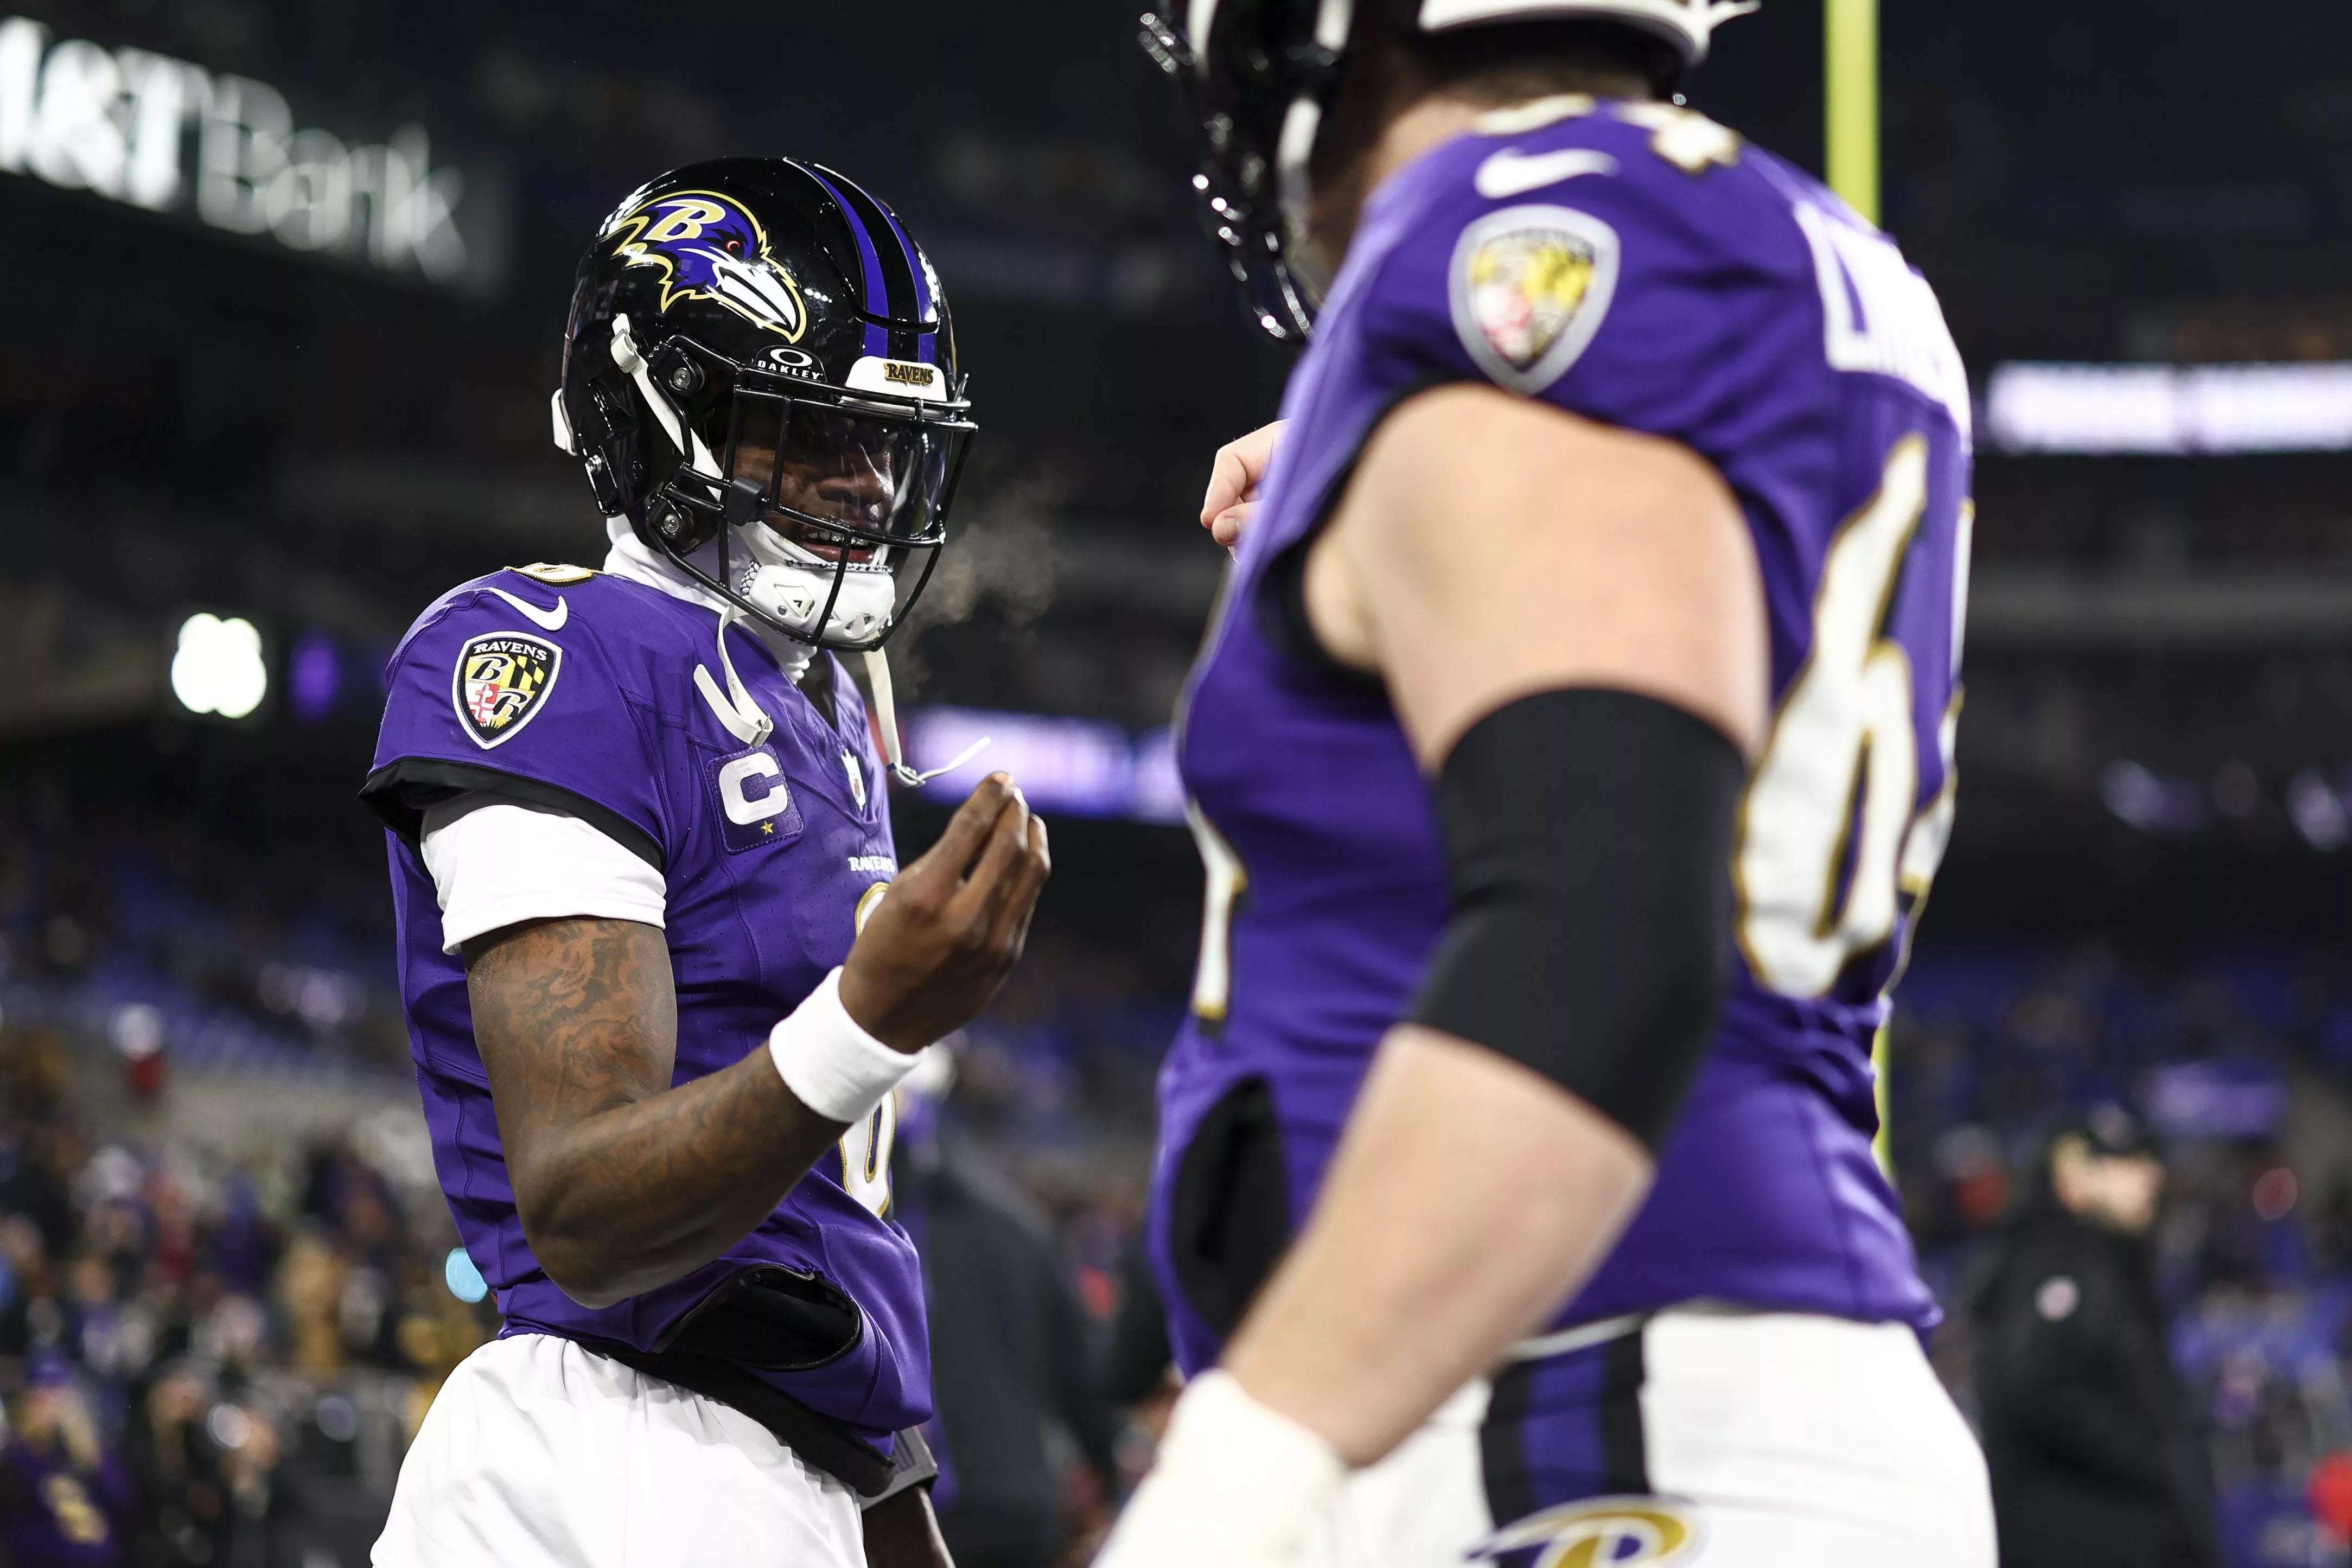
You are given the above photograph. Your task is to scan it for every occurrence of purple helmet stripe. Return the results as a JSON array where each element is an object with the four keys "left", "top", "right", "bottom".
[
  {"left": 867, "top": 200, "right": 934, "bottom": 322},
  {"left": 804, "top": 165, "right": 891, "bottom": 319}
]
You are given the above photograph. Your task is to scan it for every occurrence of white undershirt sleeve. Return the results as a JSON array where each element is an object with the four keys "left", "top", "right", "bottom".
[{"left": 420, "top": 795, "right": 668, "bottom": 955}]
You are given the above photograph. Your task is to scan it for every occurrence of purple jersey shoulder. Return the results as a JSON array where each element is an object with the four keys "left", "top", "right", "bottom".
[{"left": 369, "top": 569, "right": 715, "bottom": 850}]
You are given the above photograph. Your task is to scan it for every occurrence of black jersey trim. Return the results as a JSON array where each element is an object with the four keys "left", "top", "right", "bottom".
[
  {"left": 359, "top": 757, "right": 666, "bottom": 873},
  {"left": 1165, "top": 1076, "right": 1292, "bottom": 1338},
  {"left": 594, "top": 1342, "right": 897, "bottom": 1496},
  {"left": 654, "top": 1261, "right": 864, "bottom": 1372},
  {"left": 1254, "top": 371, "right": 1461, "bottom": 692}
]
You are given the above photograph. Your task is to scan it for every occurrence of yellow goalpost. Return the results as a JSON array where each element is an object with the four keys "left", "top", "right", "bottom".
[{"left": 1824, "top": 0, "right": 1895, "bottom": 1176}]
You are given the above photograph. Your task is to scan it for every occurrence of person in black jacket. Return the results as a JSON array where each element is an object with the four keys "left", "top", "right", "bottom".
[
  {"left": 1968, "top": 1106, "right": 2221, "bottom": 1568},
  {"left": 894, "top": 1078, "right": 1118, "bottom": 1568}
]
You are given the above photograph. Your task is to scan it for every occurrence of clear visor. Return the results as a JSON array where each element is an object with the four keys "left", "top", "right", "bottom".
[{"left": 726, "top": 394, "right": 964, "bottom": 548}]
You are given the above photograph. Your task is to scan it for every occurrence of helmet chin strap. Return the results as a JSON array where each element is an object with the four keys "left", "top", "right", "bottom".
[
  {"left": 610, "top": 314, "right": 723, "bottom": 482},
  {"left": 863, "top": 647, "right": 921, "bottom": 788},
  {"left": 863, "top": 646, "right": 991, "bottom": 789}
]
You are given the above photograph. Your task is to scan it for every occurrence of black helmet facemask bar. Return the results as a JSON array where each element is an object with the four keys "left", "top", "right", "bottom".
[
  {"left": 1140, "top": 9, "right": 1340, "bottom": 345},
  {"left": 610, "top": 315, "right": 974, "bottom": 655}
]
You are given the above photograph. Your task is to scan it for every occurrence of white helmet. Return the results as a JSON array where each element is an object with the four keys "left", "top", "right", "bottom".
[{"left": 1412, "top": 0, "right": 1756, "bottom": 66}]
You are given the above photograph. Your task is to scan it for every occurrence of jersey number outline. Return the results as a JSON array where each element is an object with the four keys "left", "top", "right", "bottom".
[
  {"left": 839, "top": 879, "right": 896, "bottom": 1216},
  {"left": 1187, "top": 800, "right": 1248, "bottom": 1026},
  {"left": 1735, "top": 435, "right": 1964, "bottom": 999},
  {"left": 840, "top": 1095, "right": 896, "bottom": 1218}
]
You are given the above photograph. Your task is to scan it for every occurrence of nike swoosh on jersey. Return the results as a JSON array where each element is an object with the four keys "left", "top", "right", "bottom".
[
  {"left": 1473, "top": 148, "right": 1619, "bottom": 200},
  {"left": 486, "top": 586, "right": 569, "bottom": 631}
]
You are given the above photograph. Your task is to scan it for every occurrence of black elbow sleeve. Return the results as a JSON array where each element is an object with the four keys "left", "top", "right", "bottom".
[{"left": 1406, "top": 688, "right": 1745, "bottom": 1151}]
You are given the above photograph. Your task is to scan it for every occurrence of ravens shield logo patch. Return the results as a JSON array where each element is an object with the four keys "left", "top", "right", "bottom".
[
  {"left": 1449, "top": 204, "right": 1621, "bottom": 396},
  {"left": 452, "top": 633, "right": 562, "bottom": 749}
]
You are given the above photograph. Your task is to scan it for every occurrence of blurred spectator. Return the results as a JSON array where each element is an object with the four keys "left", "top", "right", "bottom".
[
  {"left": 896, "top": 1074, "right": 1118, "bottom": 1568},
  {"left": 1102, "top": 1239, "right": 1171, "bottom": 1412},
  {"left": 1969, "top": 1108, "right": 2223, "bottom": 1568},
  {"left": 123, "top": 1361, "right": 231, "bottom": 1568},
  {"left": 0, "top": 1354, "right": 135, "bottom": 1565}
]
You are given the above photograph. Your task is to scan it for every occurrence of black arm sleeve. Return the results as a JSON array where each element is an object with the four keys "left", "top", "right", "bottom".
[{"left": 1406, "top": 687, "right": 1744, "bottom": 1150}]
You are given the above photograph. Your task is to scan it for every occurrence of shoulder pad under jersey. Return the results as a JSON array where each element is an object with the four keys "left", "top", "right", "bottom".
[{"left": 363, "top": 570, "right": 670, "bottom": 866}]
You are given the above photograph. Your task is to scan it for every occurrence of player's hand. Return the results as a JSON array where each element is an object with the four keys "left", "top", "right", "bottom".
[
  {"left": 839, "top": 772, "right": 1050, "bottom": 1053},
  {"left": 1201, "top": 420, "right": 1286, "bottom": 549},
  {"left": 1091, "top": 1372, "right": 1340, "bottom": 1568}
]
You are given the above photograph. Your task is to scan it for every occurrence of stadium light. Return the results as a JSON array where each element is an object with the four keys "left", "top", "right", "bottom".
[
  {"left": 169, "top": 612, "right": 269, "bottom": 719},
  {"left": 287, "top": 628, "right": 343, "bottom": 723},
  {"left": 904, "top": 706, "right": 1184, "bottom": 824},
  {"left": 1985, "top": 361, "right": 2352, "bottom": 455}
]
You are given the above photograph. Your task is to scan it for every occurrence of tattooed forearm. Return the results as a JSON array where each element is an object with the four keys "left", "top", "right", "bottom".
[
  {"left": 466, "top": 917, "right": 847, "bottom": 1308},
  {"left": 460, "top": 779, "right": 1051, "bottom": 1309}
]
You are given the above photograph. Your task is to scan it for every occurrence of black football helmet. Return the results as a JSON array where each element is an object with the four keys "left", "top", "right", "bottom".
[
  {"left": 1140, "top": 0, "right": 1758, "bottom": 342},
  {"left": 554, "top": 157, "right": 974, "bottom": 652}
]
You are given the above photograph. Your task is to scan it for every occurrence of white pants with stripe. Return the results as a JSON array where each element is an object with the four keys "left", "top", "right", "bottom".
[
  {"left": 373, "top": 1333, "right": 866, "bottom": 1568},
  {"left": 1306, "top": 1309, "right": 1994, "bottom": 1568}
]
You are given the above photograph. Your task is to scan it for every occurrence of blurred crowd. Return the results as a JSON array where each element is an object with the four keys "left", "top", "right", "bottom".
[
  {"left": 1893, "top": 947, "right": 2352, "bottom": 1566},
  {"left": 15, "top": 771, "right": 2352, "bottom": 1564},
  {"left": 0, "top": 1018, "right": 488, "bottom": 1567}
]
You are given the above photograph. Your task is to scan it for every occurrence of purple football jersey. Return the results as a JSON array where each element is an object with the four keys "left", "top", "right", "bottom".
[
  {"left": 364, "top": 566, "right": 923, "bottom": 1439},
  {"left": 1153, "top": 99, "right": 1972, "bottom": 1374}
]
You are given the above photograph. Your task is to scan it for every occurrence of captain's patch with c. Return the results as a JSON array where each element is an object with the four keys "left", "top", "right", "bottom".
[
  {"left": 709, "top": 745, "right": 805, "bottom": 853},
  {"left": 452, "top": 633, "right": 562, "bottom": 749}
]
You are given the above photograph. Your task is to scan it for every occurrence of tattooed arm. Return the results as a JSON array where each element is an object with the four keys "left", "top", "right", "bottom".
[{"left": 468, "top": 773, "right": 1050, "bottom": 1309}]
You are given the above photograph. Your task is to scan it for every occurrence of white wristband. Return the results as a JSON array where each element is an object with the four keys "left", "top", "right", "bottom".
[
  {"left": 1093, "top": 1371, "right": 1346, "bottom": 1568},
  {"left": 767, "top": 968, "right": 916, "bottom": 1123}
]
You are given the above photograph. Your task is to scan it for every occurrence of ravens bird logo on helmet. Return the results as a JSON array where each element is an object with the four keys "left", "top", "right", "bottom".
[
  {"left": 553, "top": 157, "right": 976, "bottom": 657},
  {"left": 607, "top": 190, "right": 810, "bottom": 341}
]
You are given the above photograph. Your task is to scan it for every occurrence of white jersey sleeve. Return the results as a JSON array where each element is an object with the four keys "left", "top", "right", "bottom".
[{"left": 420, "top": 795, "right": 667, "bottom": 955}]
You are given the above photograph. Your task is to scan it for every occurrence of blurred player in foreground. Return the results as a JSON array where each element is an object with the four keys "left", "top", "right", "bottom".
[
  {"left": 1102, "top": 1, "right": 1990, "bottom": 1564},
  {"left": 361, "top": 158, "right": 1049, "bottom": 1567}
]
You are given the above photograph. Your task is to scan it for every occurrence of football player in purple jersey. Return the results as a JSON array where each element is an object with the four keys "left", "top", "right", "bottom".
[
  {"left": 1099, "top": 3, "right": 1993, "bottom": 1565},
  {"left": 361, "top": 160, "right": 1048, "bottom": 1568}
]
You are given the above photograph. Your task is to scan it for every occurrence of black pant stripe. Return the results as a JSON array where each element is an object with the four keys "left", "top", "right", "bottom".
[
  {"left": 1480, "top": 1359, "right": 1540, "bottom": 1535},
  {"left": 1599, "top": 1325, "right": 1652, "bottom": 1495}
]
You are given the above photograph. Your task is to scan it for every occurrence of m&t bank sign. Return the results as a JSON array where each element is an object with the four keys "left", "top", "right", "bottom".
[{"left": 0, "top": 15, "right": 506, "bottom": 295}]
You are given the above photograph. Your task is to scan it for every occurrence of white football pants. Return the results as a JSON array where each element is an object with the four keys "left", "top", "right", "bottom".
[
  {"left": 1304, "top": 1308, "right": 1994, "bottom": 1568},
  {"left": 373, "top": 1333, "right": 866, "bottom": 1568}
]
